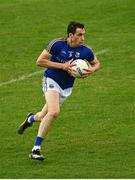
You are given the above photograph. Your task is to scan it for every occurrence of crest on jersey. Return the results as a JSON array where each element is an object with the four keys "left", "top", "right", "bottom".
[
  {"left": 61, "top": 50, "right": 66, "bottom": 54},
  {"left": 75, "top": 52, "right": 80, "bottom": 58}
]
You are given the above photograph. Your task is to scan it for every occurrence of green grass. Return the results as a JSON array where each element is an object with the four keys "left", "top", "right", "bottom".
[{"left": 0, "top": 0, "right": 135, "bottom": 178}]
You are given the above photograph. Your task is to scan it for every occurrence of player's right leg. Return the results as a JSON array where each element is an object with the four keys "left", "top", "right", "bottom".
[
  {"left": 18, "top": 104, "right": 48, "bottom": 134},
  {"left": 34, "top": 104, "right": 48, "bottom": 121}
]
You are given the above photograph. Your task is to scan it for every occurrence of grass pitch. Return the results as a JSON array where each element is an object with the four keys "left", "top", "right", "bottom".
[{"left": 0, "top": 0, "right": 135, "bottom": 178}]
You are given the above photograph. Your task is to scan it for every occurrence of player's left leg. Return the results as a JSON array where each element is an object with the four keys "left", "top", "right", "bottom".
[
  {"left": 29, "top": 90, "right": 60, "bottom": 161},
  {"left": 29, "top": 88, "right": 73, "bottom": 161}
]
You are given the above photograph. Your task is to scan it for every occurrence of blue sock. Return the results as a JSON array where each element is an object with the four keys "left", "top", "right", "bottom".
[
  {"left": 34, "top": 136, "right": 44, "bottom": 146},
  {"left": 28, "top": 115, "right": 35, "bottom": 123}
]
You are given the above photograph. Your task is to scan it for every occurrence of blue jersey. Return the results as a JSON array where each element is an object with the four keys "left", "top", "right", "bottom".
[{"left": 44, "top": 37, "right": 95, "bottom": 89}]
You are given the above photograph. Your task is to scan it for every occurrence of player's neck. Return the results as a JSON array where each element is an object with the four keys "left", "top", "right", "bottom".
[{"left": 67, "top": 37, "right": 78, "bottom": 48}]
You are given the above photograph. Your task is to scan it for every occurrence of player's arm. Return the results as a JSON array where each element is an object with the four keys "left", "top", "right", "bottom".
[
  {"left": 36, "top": 49, "right": 74, "bottom": 73},
  {"left": 36, "top": 49, "right": 63, "bottom": 69},
  {"left": 89, "top": 56, "right": 100, "bottom": 73},
  {"left": 82, "top": 56, "right": 100, "bottom": 77}
]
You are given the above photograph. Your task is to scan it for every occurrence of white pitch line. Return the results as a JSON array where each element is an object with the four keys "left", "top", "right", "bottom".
[
  {"left": 95, "top": 49, "right": 109, "bottom": 55},
  {"left": 0, "top": 70, "right": 44, "bottom": 87},
  {"left": 0, "top": 49, "right": 109, "bottom": 87}
]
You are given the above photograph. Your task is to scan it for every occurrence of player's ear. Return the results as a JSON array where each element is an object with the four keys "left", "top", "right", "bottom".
[{"left": 69, "top": 33, "right": 74, "bottom": 38}]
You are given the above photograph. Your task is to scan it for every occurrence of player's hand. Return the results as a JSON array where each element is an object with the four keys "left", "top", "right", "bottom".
[
  {"left": 62, "top": 60, "right": 76, "bottom": 77},
  {"left": 81, "top": 66, "right": 95, "bottom": 78}
]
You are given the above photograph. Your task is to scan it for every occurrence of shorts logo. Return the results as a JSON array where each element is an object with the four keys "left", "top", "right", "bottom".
[{"left": 49, "top": 84, "right": 54, "bottom": 88}]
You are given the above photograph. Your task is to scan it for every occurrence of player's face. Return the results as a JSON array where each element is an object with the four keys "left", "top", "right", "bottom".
[{"left": 72, "top": 28, "right": 85, "bottom": 46}]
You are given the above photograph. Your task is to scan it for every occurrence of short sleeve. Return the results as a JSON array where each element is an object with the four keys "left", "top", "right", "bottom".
[
  {"left": 85, "top": 48, "right": 95, "bottom": 62},
  {"left": 46, "top": 40, "right": 61, "bottom": 56}
]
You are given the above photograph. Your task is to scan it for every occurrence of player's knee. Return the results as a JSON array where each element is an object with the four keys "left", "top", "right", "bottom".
[{"left": 48, "top": 110, "right": 60, "bottom": 119}]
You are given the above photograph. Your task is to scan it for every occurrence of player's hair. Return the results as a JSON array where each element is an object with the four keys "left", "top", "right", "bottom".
[{"left": 67, "top": 21, "right": 84, "bottom": 36}]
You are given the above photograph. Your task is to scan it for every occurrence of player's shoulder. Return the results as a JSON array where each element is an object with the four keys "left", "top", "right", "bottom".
[
  {"left": 80, "top": 44, "right": 95, "bottom": 61},
  {"left": 46, "top": 37, "right": 67, "bottom": 52},
  {"left": 48, "top": 37, "right": 67, "bottom": 47},
  {"left": 81, "top": 44, "right": 94, "bottom": 52}
]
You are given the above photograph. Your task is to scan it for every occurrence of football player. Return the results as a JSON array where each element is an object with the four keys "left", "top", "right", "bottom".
[{"left": 18, "top": 21, "right": 100, "bottom": 160}]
